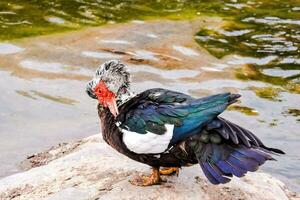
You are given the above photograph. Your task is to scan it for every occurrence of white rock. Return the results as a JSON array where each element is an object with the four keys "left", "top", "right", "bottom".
[{"left": 0, "top": 134, "right": 297, "bottom": 200}]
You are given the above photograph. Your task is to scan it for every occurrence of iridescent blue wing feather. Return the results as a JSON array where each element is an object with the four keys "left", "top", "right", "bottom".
[
  {"left": 189, "top": 118, "right": 284, "bottom": 185},
  {"left": 117, "top": 89, "right": 239, "bottom": 145},
  {"left": 116, "top": 88, "right": 284, "bottom": 184}
]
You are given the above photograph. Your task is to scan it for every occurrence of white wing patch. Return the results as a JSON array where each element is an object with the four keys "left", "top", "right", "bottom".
[{"left": 122, "top": 124, "right": 174, "bottom": 154}]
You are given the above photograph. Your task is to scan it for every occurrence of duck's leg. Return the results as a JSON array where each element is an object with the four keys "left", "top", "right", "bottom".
[
  {"left": 129, "top": 167, "right": 162, "bottom": 186},
  {"left": 159, "top": 167, "right": 179, "bottom": 176}
]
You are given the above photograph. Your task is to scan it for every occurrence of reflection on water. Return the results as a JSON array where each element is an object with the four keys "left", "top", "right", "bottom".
[
  {"left": 31, "top": 90, "right": 79, "bottom": 105},
  {"left": 0, "top": 43, "right": 24, "bottom": 54},
  {"left": 0, "top": 0, "right": 195, "bottom": 40},
  {"left": 2, "top": 0, "right": 298, "bottom": 94},
  {"left": 16, "top": 89, "right": 79, "bottom": 105},
  {"left": 250, "top": 87, "right": 282, "bottom": 101},
  {"left": 81, "top": 51, "right": 122, "bottom": 59},
  {"left": 194, "top": 0, "right": 300, "bottom": 97},
  {"left": 16, "top": 90, "right": 37, "bottom": 100},
  {"left": 18, "top": 59, "right": 94, "bottom": 77},
  {"left": 227, "top": 105, "right": 259, "bottom": 116},
  {"left": 235, "top": 64, "right": 299, "bottom": 94},
  {"left": 172, "top": 45, "right": 200, "bottom": 56},
  {"left": 282, "top": 109, "right": 300, "bottom": 121},
  {"left": 0, "top": 71, "right": 98, "bottom": 179}
]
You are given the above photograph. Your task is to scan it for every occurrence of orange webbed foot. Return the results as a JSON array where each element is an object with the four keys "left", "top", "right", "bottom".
[
  {"left": 159, "top": 167, "right": 180, "bottom": 176},
  {"left": 129, "top": 168, "right": 164, "bottom": 186}
]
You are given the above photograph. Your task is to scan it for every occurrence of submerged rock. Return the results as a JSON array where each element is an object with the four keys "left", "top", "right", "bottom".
[{"left": 0, "top": 134, "right": 298, "bottom": 200}]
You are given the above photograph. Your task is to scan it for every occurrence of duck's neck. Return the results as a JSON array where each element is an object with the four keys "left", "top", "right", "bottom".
[
  {"left": 99, "top": 107, "right": 139, "bottom": 157},
  {"left": 99, "top": 108, "right": 124, "bottom": 151},
  {"left": 116, "top": 87, "right": 135, "bottom": 106}
]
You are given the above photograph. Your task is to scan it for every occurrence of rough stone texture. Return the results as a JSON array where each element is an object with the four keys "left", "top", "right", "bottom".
[
  {"left": 0, "top": 134, "right": 298, "bottom": 200},
  {"left": 20, "top": 140, "right": 87, "bottom": 170}
]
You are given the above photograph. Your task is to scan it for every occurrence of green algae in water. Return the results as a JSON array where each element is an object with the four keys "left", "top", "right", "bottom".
[
  {"left": 227, "top": 105, "right": 259, "bottom": 116},
  {"left": 31, "top": 90, "right": 79, "bottom": 105},
  {"left": 283, "top": 108, "right": 300, "bottom": 117},
  {"left": 0, "top": 0, "right": 204, "bottom": 41},
  {"left": 235, "top": 65, "right": 288, "bottom": 86},
  {"left": 287, "top": 109, "right": 300, "bottom": 117},
  {"left": 257, "top": 119, "right": 266, "bottom": 123},
  {"left": 195, "top": 0, "right": 300, "bottom": 59},
  {"left": 235, "top": 64, "right": 300, "bottom": 94},
  {"left": 16, "top": 89, "right": 78, "bottom": 105},
  {"left": 250, "top": 87, "right": 282, "bottom": 101},
  {"left": 194, "top": 0, "right": 300, "bottom": 94},
  {"left": 16, "top": 90, "right": 37, "bottom": 100},
  {"left": 1, "top": 0, "right": 299, "bottom": 94},
  {"left": 269, "top": 122, "right": 277, "bottom": 127}
]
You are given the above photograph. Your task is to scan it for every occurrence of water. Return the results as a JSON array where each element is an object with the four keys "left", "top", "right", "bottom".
[
  {"left": 194, "top": 0, "right": 300, "bottom": 95},
  {"left": 0, "top": 0, "right": 192, "bottom": 40},
  {"left": 0, "top": 0, "right": 299, "bottom": 194},
  {"left": 1, "top": 0, "right": 299, "bottom": 92}
]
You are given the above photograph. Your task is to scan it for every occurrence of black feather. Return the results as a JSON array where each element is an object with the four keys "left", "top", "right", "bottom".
[{"left": 222, "top": 119, "right": 239, "bottom": 144}]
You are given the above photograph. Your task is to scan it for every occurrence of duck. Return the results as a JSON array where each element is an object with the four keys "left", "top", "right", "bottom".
[{"left": 86, "top": 60, "right": 284, "bottom": 186}]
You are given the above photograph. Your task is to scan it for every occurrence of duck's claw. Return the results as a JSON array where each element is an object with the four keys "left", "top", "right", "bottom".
[
  {"left": 159, "top": 167, "right": 179, "bottom": 176},
  {"left": 129, "top": 168, "right": 163, "bottom": 186}
]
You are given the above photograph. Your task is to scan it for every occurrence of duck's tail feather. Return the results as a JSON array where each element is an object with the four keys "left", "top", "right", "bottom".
[
  {"left": 190, "top": 116, "right": 284, "bottom": 184},
  {"left": 193, "top": 142, "right": 275, "bottom": 184},
  {"left": 207, "top": 117, "right": 285, "bottom": 155}
]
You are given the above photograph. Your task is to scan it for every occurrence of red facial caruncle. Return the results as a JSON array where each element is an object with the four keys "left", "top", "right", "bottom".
[{"left": 93, "top": 81, "right": 119, "bottom": 118}]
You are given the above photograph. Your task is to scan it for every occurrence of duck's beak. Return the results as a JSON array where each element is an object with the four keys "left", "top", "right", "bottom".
[{"left": 106, "top": 95, "right": 119, "bottom": 118}]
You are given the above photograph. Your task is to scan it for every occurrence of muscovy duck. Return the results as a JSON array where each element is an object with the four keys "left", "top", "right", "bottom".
[{"left": 86, "top": 60, "right": 284, "bottom": 186}]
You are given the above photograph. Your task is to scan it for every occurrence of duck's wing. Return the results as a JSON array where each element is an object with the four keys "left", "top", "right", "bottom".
[
  {"left": 116, "top": 88, "right": 239, "bottom": 154},
  {"left": 187, "top": 117, "right": 284, "bottom": 184}
]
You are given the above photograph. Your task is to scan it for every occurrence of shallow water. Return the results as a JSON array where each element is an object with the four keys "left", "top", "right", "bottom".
[
  {"left": 0, "top": 0, "right": 299, "bottom": 194},
  {"left": 195, "top": 0, "right": 300, "bottom": 96},
  {"left": 1, "top": 0, "right": 299, "bottom": 92}
]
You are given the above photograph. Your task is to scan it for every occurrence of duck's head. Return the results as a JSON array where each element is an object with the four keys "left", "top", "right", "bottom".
[{"left": 86, "top": 60, "right": 130, "bottom": 117}]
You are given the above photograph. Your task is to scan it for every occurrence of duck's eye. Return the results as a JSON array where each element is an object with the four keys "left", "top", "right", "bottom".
[{"left": 94, "top": 88, "right": 101, "bottom": 95}]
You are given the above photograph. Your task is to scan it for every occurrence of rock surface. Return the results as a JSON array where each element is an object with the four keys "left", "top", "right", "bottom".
[{"left": 0, "top": 134, "right": 298, "bottom": 200}]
